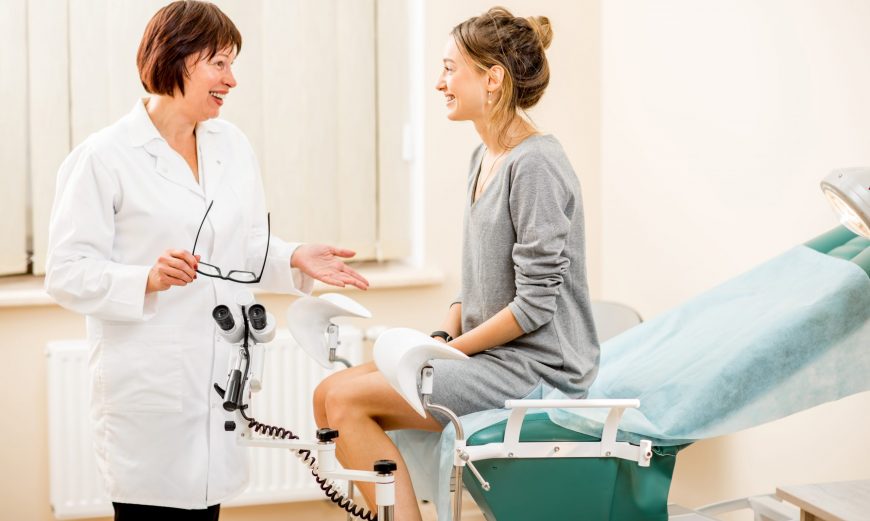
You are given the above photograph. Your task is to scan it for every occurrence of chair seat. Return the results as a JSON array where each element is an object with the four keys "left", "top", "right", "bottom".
[{"left": 464, "top": 413, "right": 683, "bottom": 521}]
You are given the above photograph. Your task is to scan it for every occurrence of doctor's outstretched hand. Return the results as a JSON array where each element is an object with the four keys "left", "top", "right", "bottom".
[{"left": 291, "top": 244, "right": 369, "bottom": 290}]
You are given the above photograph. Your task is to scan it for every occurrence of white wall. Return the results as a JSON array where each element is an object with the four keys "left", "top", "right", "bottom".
[{"left": 601, "top": 0, "right": 870, "bottom": 513}]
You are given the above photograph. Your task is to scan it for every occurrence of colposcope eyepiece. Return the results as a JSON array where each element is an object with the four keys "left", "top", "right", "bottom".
[
  {"left": 248, "top": 304, "right": 267, "bottom": 331},
  {"left": 213, "top": 305, "right": 235, "bottom": 331}
]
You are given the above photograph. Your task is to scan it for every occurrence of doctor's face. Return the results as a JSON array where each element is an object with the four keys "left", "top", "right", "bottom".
[
  {"left": 181, "top": 47, "right": 238, "bottom": 122},
  {"left": 435, "top": 37, "right": 488, "bottom": 122}
]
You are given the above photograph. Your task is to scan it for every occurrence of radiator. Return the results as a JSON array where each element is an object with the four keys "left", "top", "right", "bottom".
[{"left": 46, "top": 327, "right": 364, "bottom": 519}]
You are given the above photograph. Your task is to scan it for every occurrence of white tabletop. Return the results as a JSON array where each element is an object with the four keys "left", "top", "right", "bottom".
[{"left": 777, "top": 480, "right": 870, "bottom": 521}]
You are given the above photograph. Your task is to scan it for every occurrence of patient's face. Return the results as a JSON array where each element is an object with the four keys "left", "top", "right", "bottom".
[{"left": 435, "top": 37, "right": 488, "bottom": 122}]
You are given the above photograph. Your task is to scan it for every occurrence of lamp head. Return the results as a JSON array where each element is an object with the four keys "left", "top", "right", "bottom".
[
  {"left": 373, "top": 328, "right": 468, "bottom": 417},
  {"left": 821, "top": 168, "right": 870, "bottom": 239},
  {"left": 286, "top": 293, "right": 372, "bottom": 368}
]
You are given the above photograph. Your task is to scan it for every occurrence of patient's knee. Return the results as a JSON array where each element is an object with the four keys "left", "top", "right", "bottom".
[{"left": 324, "top": 386, "right": 364, "bottom": 426}]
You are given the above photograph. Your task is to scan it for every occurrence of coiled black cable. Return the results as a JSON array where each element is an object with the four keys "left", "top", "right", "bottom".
[
  {"left": 232, "top": 307, "right": 377, "bottom": 520},
  {"left": 240, "top": 410, "right": 377, "bottom": 521}
]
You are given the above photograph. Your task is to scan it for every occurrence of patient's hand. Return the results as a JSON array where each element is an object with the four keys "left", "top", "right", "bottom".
[{"left": 291, "top": 244, "right": 369, "bottom": 290}]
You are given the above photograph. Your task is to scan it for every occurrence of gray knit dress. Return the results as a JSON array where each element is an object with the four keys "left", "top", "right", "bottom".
[{"left": 428, "top": 134, "right": 600, "bottom": 425}]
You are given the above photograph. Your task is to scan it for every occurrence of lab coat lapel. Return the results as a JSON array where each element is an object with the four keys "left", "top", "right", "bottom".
[
  {"left": 126, "top": 99, "right": 204, "bottom": 198},
  {"left": 143, "top": 140, "right": 204, "bottom": 198},
  {"left": 196, "top": 124, "right": 227, "bottom": 199}
]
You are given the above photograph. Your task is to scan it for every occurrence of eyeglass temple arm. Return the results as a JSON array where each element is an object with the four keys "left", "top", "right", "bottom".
[
  {"left": 192, "top": 200, "right": 215, "bottom": 255},
  {"left": 256, "top": 213, "right": 271, "bottom": 281}
]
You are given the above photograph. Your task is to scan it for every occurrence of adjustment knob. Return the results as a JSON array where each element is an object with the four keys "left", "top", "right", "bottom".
[
  {"left": 224, "top": 421, "right": 236, "bottom": 432},
  {"left": 316, "top": 428, "right": 339, "bottom": 442},
  {"left": 373, "top": 459, "right": 398, "bottom": 474}
]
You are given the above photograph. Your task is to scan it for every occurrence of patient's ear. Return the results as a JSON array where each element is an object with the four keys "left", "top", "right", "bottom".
[{"left": 487, "top": 65, "right": 505, "bottom": 93}]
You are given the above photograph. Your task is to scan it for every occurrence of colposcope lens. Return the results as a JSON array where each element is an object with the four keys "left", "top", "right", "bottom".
[
  {"left": 248, "top": 304, "right": 267, "bottom": 331},
  {"left": 212, "top": 305, "right": 235, "bottom": 331}
]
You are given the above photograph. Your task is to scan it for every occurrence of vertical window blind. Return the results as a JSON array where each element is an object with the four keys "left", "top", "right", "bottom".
[{"left": 12, "top": 0, "right": 411, "bottom": 277}]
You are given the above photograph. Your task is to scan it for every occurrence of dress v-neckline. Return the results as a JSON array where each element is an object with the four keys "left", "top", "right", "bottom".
[
  {"left": 471, "top": 134, "right": 541, "bottom": 207},
  {"left": 472, "top": 148, "right": 507, "bottom": 207}
]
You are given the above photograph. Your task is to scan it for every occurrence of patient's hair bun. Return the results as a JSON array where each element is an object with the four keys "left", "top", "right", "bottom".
[
  {"left": 526, "top": 15, "right": 552, "bottom": 50},
  {"left": 450, "top": 6, "right": 553, "bottom": 111}
]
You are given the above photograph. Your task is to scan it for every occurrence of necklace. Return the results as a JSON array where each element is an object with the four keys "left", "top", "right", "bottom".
[{"left": 476, "top": 148, "right": 507, "bottom": 201}]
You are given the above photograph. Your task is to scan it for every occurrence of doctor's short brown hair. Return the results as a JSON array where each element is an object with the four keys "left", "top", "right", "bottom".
[{"left": 137, "top": 1, "right": 242, "bottom": 96}]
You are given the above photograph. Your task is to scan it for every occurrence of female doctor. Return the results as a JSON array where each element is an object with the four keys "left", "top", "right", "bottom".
[{"left": 44, "top": 2, "right": 367, "bottom": 520}]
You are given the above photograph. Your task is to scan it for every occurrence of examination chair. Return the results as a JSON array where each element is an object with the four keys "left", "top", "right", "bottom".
[
  {"left": 380, "top": 226, "right": 870, "bottom": 521},
  {"left": 464, "top": 227, "right": 870, "bottom": 521}
]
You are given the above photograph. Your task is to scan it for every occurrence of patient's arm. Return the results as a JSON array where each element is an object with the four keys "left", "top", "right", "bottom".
[
  {"left": 449, "top": 306, "right": 524, "bottom": 356},
  {"left": 436, "top": 302, "right": 463, "bottom": 340}
]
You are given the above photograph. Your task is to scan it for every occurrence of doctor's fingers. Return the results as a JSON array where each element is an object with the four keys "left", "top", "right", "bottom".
[
  {"left": 317, "top": 274, "right": 348, "bottom": 288},
  {"left": 166, "top": 249, "right": 199, "bottom": 270},
  {"left": 153, "top": 266, "right": 195, "bottom": 286},
  {"left": 146, "top": 265, "right": 191, "bottom": 293},
  {"left": 159, "top": 252, "right": 198, "bottom": 280},
  {"left": 155, "top": 258, "right": 196, "bottom": 283},
  {"left": 339, "top": 265, "right": 369, "bottom": 290},
  {"left": 324, "top": 270, "right": 368, "bottom": 291},
  {"left": 330, "top": 247, "right": 357, "bottom": 258}
]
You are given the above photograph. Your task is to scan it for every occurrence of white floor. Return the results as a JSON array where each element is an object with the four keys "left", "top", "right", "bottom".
[{"left": 419, "top": 492, "right": 487, "bottom": 521}]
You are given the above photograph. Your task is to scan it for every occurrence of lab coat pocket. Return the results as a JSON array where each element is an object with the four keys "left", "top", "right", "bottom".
[{"left": 100, "top": 326, "right": 183, "bottom": 413}]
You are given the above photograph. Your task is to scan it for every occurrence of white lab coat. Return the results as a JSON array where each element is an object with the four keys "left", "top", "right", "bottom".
[{"left": 45, "top": 99, "right": 313, "bottom": 509}]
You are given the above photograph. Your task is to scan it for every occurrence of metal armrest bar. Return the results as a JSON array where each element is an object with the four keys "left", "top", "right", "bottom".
[
  {"left": 463, "top": 439, "right": 651, "bottom": 464},
  {"left": 499, "top": 398, "right": 651, "bottom": 466}
]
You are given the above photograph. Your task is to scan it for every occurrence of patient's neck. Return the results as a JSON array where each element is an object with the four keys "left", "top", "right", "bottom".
[{"left": 474, "top": 115, "right": 537, "bottom": 153}]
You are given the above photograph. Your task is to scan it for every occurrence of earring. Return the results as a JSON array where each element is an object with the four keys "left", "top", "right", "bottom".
[{"left": 487, "top": 91, "right": 492, "bottom": 104}]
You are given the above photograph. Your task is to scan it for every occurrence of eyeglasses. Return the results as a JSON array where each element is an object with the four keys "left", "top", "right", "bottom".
[{"left": 192, "top": 200, "right": 271, "bottom": 284}]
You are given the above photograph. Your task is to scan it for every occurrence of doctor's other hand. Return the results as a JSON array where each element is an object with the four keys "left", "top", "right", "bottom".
[
  {"left": 146, "top": 250, "right": 200, "bottom": 294},
  {"left": 290, "top": 244, "right": 369, "bottom": 290}
]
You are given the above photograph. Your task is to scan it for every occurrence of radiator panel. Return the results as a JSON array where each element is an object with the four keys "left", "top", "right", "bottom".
[{"left": 46, "top": 328, "right": 363, "bottom": 519}]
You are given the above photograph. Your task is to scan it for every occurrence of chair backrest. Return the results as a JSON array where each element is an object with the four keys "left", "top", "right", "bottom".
[
  {"left": 590, "top": 301, "right": 643, "bottom": 342},
  {"left": 805, "top": 225, "right": 870, "bottom": 276}
]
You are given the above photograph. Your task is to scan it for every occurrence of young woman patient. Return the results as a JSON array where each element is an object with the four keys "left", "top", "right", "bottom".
[{"left": 313, "top": 7, "right": 599, "bottom": 520}]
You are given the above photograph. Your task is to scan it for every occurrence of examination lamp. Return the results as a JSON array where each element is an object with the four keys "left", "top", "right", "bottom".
[{"left": 821, "top": 168, "right": 870, "bottom": 239}]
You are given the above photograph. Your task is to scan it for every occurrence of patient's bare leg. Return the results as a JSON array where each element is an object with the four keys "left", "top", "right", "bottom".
[
  {"left": 313, "top": 362, "right": 380, "bottom": 472},
  {"left": 313, "top": 361, "right": 378, "bottom": 429},
  {"left": 324, "top": 369, "right": 443, "bottom": 521}
]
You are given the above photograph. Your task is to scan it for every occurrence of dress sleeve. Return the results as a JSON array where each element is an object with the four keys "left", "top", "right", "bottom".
[
  {"left": 45, "top": 145, "right": 157, "bottom": 321},
  {"left": 506, "top": 154, "right": 573, "bottom": 333}
]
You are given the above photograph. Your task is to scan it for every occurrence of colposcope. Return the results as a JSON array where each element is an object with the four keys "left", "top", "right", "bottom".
[{"left": 211, "top": 291, "right": 393, "bottom": 521}]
